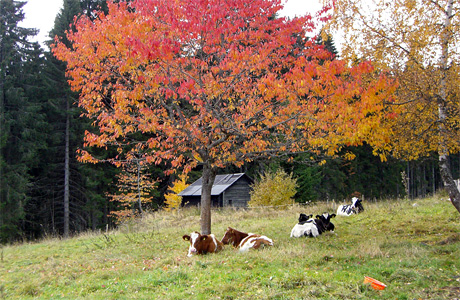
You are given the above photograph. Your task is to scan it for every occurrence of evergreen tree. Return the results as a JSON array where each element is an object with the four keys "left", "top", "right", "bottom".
[
  {"left": 0, "top": 0, "right": 46, "bottom": 242},
  {"left": 35, "top": 0, "right": 115, "bottom": 237},
  {"left": 316, "top": 30, "right": 338, "bottom": 58}
]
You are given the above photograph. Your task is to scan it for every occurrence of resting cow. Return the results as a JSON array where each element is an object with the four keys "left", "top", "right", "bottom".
[
  {"left": 182, "top": 231, "right": 224, "bottom": 257},
  {"left": 221, "top": 227, "right": 273, "bottom": 252},
  {"left": 290, "top": 213, "right": 317, "bottom": 238},
  {"left": 290, "top": 212, "right": 336, "bottom": 238},
  {"left": 314, "top": 212, "right": 336, "bottom": 235},
  {"left": 337, "top": 197, "right": 364, "bottom": 216}
]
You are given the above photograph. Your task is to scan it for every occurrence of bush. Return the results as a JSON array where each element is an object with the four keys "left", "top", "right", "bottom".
[{"left": 248, "top": 169, "right": 297, "bottom": 209}]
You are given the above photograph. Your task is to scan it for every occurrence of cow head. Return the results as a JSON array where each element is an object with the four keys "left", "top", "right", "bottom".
[
  {"left": 316, "top": 212, "right": 336, "bottom": 220},
  {"left": 352, "top": 197, "right": 364, "bottom": 213},
  {"left": 315, "top": 212, "right": 336, "bottom": 232},
  {"left": 183, "top": 231, "right": 209, "bottom": 257},
  {"left": 221, "top": 227, "right": 236, "bottom": 245},
  {"left": 298, "top": 213, "right": 313, "bottom": 223}
]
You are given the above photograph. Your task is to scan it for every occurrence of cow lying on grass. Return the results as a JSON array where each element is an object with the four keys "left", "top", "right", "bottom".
[
  {"left": 290, "top": 212, "right": 336, "bottom": 238},
  {"left": 290, "top": 213, "right": 315, "bottom": 238},
  {"left": 182, "top": 231, "right": 224, "bottom": 257},
  {"left": 337, "top": 197, "right": 364, "bottom": 216},
  {"left": 221, "top": 227, "right": 273, "bottom": 252}
]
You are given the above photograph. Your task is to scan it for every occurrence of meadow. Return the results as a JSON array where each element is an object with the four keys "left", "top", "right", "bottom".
[{"left": 1, "top": 194, "right": 460, "bottom": 299}]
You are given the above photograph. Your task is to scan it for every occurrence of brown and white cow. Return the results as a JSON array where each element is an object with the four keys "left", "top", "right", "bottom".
[
  {"left": 182, "top": 231, "right": 224, "bottom": 257},
  {"left": 221, "top": 227, "right": 273, "bottom": 252}
]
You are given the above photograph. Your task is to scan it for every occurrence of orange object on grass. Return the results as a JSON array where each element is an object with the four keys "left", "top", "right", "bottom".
[{"left": 364, "top": 276, "right": 387, "bottom": 290}]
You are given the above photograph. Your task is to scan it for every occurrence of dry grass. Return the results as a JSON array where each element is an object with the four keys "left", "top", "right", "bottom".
[{"left": 1, "top": 195, "right": 460, "bottom": 299}]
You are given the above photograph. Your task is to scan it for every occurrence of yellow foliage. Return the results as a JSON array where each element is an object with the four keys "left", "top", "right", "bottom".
[
  {"left": 326, "top": 0, "right": 460, "bottom": 160},
  {"left": 248, "top": 170, "right": 297, "bottom": 209},
  {"left": 344, "top": 152, "right": 356, "bottom": 161},
  {"left": 108, "top": 161, "right": 157, "bottom": 224},
  {"left": 164, "top": 174, "right": 189, "bottom": 212}
]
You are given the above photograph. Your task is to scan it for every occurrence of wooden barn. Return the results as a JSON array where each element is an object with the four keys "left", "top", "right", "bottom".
[{"left": 179, "top": 173, "right": 253, "bottom": 208}]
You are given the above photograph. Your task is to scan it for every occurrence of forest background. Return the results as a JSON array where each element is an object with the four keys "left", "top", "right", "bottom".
[{"left": 1, "top": 0, "right": 459, "bottom": 243}]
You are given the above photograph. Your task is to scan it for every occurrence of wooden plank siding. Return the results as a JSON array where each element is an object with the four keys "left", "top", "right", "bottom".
[{"left": 221, "top": 176, "right": 252, "bottom": 207}]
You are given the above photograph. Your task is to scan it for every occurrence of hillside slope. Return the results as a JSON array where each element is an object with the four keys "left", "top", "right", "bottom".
[{"left": 1, "top": 196, "right": 460, "bottom": 299}]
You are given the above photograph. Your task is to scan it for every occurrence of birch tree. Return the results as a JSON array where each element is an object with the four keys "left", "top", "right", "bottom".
[{"left": 327, "top": 0, "right": 460, "bottom": 212}]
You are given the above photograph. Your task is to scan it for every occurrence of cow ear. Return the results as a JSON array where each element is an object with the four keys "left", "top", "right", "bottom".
[
  {"left": 201, "top": 236, "right": 207, "bottom": 241},
  {"left": 183, "top": 235, "right": 190, "bottom": 241},
  {"left": 309, "top": 214, "right": 313, "bottom": 218},
  {"left": 330, "top": 214, "right": 336, "bottom": 218},
  {"left": 315, "top": 215, "right": 321, "bottom": 219}
]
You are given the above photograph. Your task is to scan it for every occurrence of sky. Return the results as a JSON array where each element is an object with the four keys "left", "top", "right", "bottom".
[
  {"left": 20, "top": 0, "right": 324, "bottom": 48},
  {"left": 20, "top": 0, "right": 63, "bottom": 46}
]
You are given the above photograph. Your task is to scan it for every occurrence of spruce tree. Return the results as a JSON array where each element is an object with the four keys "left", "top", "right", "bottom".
[
  {"left": 35, "top": 0, "right": 116, "bottom": 237},
  {"left": 0, "top": 0, "right": 46, "bottom": 242}
]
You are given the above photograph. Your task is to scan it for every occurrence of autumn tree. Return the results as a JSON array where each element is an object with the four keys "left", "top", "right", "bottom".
[
  {"left": 327, "top": 0, "right": 460, "bottom": 213},
  {"left": 108, "top": 158, "right": 157, "bottom": 223},
  {"left": 164, "top": 174, "right": 189, "bottom": 212},
  {"left": 53, "top": 0, "right": 397, "bottom": 234}
]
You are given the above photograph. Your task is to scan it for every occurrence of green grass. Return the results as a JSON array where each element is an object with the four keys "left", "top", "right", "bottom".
[{"left": 1, "top": 195, "right": 460, "bottom": 299}]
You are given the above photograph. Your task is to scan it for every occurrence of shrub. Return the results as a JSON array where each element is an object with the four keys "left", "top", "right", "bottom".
[{"left": 248, "top": 169, "right": 297, "bottom": 209}]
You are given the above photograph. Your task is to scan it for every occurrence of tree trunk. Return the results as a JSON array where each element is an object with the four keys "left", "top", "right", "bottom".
[
  {"left": 432, "top": 161, "right": 436, "bottom": 195},
  {"left": 64, "top": 98, "right": 70, "bottom": 238},
  {"left": 136, "top": 159, "right": 144, "bottom": 216},
  {"left": 200, "top": 164, "right": 216, "bottom": 235},
  {"left": 438, "top": 0, "right": 460, "bottom": 213}
]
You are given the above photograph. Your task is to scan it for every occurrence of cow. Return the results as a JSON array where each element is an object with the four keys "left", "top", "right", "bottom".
[
  {"left": 290, "top": 213, "right": 317, "bottom": 238},
  {"left": 290, "top": 212, "right": 336, "bottom": 238},
  {"left": 182, "top": 231, "right": 224, "bottom": 257},
  {"left": 314, "top": 212, "right": 336, "bottom": 235},
  {"left": 337, "top": 197, "right": 364, "bottom": 216},
  {"left": 221, "top": 227, "right": 273, "bottom": 252}
]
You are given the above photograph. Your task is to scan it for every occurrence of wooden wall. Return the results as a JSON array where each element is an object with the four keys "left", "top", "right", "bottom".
[{"left": 222, "top": 176, "right": 252, "bottom": 207}]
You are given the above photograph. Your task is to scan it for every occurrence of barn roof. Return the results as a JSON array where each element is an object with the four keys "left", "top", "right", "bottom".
[{"left": 179, "top": 173, "right": 251, "bottom": 196}]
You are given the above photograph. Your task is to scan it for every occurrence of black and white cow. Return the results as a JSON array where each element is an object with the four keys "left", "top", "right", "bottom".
[
  {"left": 290, "top": 213, "right": 315, "bottom": 238},
  {"left": 290, "top": 213, "right": 336, "bottom": 238},
  {"left": 314, "top": 212, "right": 336, "bottom": 234},
  {"left": 337, "top": 197, "right": 364, "bottom": 216}
]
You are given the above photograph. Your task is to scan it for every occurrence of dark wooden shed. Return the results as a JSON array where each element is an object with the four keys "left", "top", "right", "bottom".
[{"left": 179, "top": 173, "right": 253, "bottom": 207}]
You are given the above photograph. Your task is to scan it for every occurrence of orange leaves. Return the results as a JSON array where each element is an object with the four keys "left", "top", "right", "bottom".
[
  {"left": 76, "top": 149, "right": 99, "bottom": 164},
  {"left": 53, "top": 0, "right": 398, "bottom": 173}
]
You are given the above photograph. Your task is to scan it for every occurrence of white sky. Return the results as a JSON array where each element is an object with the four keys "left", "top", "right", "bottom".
[
  {"left": 20, "top": 0, "right": 324, "bottom": 48},
  {"left": 20, "top": 0, "right": 63, "bottom": 46}
]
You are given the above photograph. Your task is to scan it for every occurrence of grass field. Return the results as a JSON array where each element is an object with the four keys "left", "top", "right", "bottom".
[{"left": 1, "top": 195, "right": 460, "bottom": 299}]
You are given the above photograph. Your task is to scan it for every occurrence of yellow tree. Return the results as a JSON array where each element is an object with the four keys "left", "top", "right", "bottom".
[
  {"left": 327, "top": 0, "right": 460, "bottom": 212},
  {"left": 108, "top": 159, "right": 157, "bottom": 223},
  {"left": 164, "top": 174, "right": 189, "bottom": 212}
]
